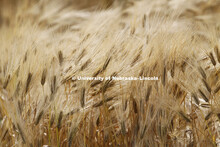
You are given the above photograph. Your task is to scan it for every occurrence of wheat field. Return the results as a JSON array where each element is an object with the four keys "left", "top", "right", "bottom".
[{"left": 0, "top": 0, "right": 220, "bottom": 146}]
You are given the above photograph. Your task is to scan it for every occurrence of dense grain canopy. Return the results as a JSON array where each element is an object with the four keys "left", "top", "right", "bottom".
[{"left": 0, "top": 0, "right": 220, "bottom": 146}]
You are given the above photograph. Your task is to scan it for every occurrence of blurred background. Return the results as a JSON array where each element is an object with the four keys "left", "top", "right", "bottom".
[
  {"left": 0, "top": 0, "right": 124, "bottom": 27},
  {"left": 0, "top": 0, "right": 220, "bottom": 31}
]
